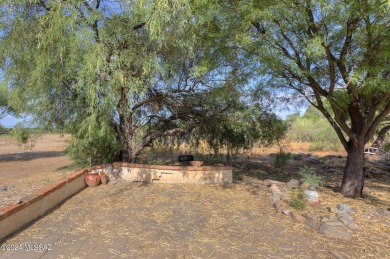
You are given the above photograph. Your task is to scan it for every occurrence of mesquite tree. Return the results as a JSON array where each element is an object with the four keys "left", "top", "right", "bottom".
[
  {"left": 239, "top": 0, "right": 390, "bottom": 197},
  {"left": 0, "top": 0, "right": 283, "bottom": 164}
]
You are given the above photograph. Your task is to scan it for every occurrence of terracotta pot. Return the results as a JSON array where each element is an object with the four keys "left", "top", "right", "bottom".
[
  {"left": 190, "top": 160, "right": 204, "bottom": 167},
  {"left": 85, "top": 173, "right": 101, "bottom": 187}
]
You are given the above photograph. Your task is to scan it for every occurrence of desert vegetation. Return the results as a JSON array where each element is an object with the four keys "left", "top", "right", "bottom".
[{"left": 1, "top": 0, "right": 389, "bottom": 198}]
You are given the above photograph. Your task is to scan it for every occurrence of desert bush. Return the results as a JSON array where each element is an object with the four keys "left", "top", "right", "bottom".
[
  {"left": 233, "top": 170, "right": 244, "bottom": 181},
  {"left": 298, "top": 166, "right": 324, "bottom": 188},
  {"left": 66, "top": 117, "right": 122, "bottom": 166},
  {"left": 287, "top": 107, "right": 343, "bottom": 152},
  {"left": 382, "top": 142, "right": 390, "bottom": 153},
  {"left": 290, "top": 190, "right": 307, "bottom": 210},
  {"left": 10, "top": 123, "right": 40, "bottom": 149},
  {"left": 272, "top": 151, "right": 292, "bottom": 172}
]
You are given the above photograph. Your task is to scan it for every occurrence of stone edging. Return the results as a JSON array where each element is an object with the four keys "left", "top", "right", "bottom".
[{"left": 0, "top": 163, "right": 233, "bottom": 241}]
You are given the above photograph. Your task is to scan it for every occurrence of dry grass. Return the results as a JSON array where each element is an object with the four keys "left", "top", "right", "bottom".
[{"left": 2, "top": 181, "right": 390, "bottom": 258}]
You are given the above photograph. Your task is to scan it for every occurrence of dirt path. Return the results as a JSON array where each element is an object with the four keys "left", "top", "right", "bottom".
[{"left": 0, "top": 134, "right": 74, "bottom": 207}]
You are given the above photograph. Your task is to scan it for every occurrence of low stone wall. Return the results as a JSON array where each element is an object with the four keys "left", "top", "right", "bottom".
[
  {"left": 0, "top": 163, "right": 232, "bottom": 241},
  {"left": 0, "top": 170, "right": 88, "bottom": 241},
  {"left": 90, "top": 162, "right": 233, "bottom": 184}
]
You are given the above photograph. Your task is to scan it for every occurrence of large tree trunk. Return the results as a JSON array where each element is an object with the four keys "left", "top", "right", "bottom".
[{"left": 340, "top": 139, "right": 366, "bottom": 198}]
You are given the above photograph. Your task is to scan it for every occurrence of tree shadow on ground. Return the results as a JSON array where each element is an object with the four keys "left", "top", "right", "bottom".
[
  {"left": 0, "top": 151, "right": 65, "bottom": 162},
  {"left": 231, "top": 153, "right": 390, "bottom": 207}
]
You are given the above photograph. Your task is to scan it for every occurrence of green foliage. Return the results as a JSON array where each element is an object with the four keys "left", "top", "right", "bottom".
[
  {"left": 0, "top": 83, "right": 15, "bottom": 132},
  {"left": 287, "top": 106, "right": 343, "bottom": 151},
  {"left": 0, "top": 0, "right": 283, "bottom": 163},
  {"left": 233, "top": 170, "right": 244, "bottom": 181},
  {"left": 235, "top": 0, "right": 389, "bottom": 196},
  {"left": 195, "top": 102, "right": 288, "bottom": 155},
  {"left": 65, "top": 117, "right": 122, "bottom": 166},
  {"left": 382, "top": 142, "right": 390, "bottom": 153},
  {"left": 290, "top": 190, "right": 307, "bottom": 211},
  {"left": 298, "top": 166, "right": 324, "bottom": 188},
  {"left": 10, "top": 123, "right": 40, "bottom": 149},
  {"left": 272, "top": 151, "right": 292, "bottom": 172},
  {"left": 196, "top": 153, "right": 224, "bottom": 166}
]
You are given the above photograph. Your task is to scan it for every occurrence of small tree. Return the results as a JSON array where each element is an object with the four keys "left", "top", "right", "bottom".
[{"left": 239, "top": 0, "right": 390, "bottom": 197}]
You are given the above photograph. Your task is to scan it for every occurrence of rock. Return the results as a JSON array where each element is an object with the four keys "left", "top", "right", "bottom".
[
  {"left": 0, "top": 186, "right": 7, "bottom": 191},
  {"left": 282, "top": 209, "right": 292, "bottom": 216},
  {"left": 336, "top": 204, "right": 356, "bottom": 215},
  {"left": 264, "top": 179, "right": 286, "bottom": 187},
  {"left": 291, "top": 211, "right": 306, "bottom": 223},
  {"left": 14, "top": 198, "right": 23, "bottom": 204},
  {"left": 280, "top": 193, "right": 291, "bottom": 201},
  {"left": 303, "top": 212, "right": 318, "bottom": 229},
  {"left": 273, "top": 201, "right": 281, "bottom": 210},
  {"left": 321, "top": 215, "right": 338, "bottom": 222},
  {"left": 377, "top": 208, "right": 390, "bottom": 216},
  {"left": 286, "top": 179, "right": 300, "bottom": 189},
  {"left": 270, "top": 193, "right": 281, "bottom": 204},
  {"left": 318, "top": 221, "right": 352, "bottom": 241},
  {"left": 329, "top": 207, "right": 341, "bottom": 214},
  {"left": 269, "top": 183, "right": 284, "bottom": 194},
  {"left": 278, "top": 184, "right": 288, "bottom": 192},
  {"left": 338, "top": 215, "right": 358, "bottom": 230}
]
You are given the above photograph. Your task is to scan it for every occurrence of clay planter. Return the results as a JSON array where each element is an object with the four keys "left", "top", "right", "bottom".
[
  {"left": 190, "top": 160, "right": 204, "bottom": 167},
  {"left": 85, "top": 173, "right": 101, "bottom": 187}
]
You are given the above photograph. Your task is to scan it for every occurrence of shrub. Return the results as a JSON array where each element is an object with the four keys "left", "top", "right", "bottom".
[
  {"left": 298, "top": 166, "right": 324, "bottom": 188},
  {"left": 382, "top": 142, "right": 390, "bottom": 153},
  {"left": 233, "top": 170, "right": 244, "bottom": 181},
  {"left": 272, "top": 151, "right": 292, "bottom": 172},
  {"left": 290, "top": 190, "right": 307, "bottom": 210}
]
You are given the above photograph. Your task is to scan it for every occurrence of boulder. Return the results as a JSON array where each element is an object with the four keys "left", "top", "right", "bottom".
[
  {"left": 286, "top": 179, "right": 300, "bottom": 189},
  {"left": 269, "top": 183, "right": 282, "bottom": 194},
  {"left": 377, "top": 208, "right": 390, "bottom": 216},
  {"left": 282, "top": 209, "right": 292, "bottom": 216},
  {"left": 336, "top": 204, "right": 356, "bottom": 215},
  {"left": 318, "top": 221, "right": 352, "bottom": 241},
  {"left": 291, "top": 211, "right": 306, "bottom": 223},
  {"left": 338, "top": 215, "right": 359, "bottom": 230},
  {"left": 270, "top": 193, "right": 281, "bottom": 204},
  {"left": 303, "top": 212, "right": 318, "bottom": 229},
  {"left": 264, "top": 179, "right": 287, "bottom": 187},
  {"left": 273, "top": 201, "right": 281, "bottom": 210}
]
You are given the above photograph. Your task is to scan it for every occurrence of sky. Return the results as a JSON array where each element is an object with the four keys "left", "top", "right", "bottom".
[{"left": 0, "top": 115, "right": 24, "bottom": 128}]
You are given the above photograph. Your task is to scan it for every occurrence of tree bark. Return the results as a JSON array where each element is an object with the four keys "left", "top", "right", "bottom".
[
  {"left": 372, "top": 125, "right": 390, "bottom": 148},
  {"left": 340, "top": 139, "right": 366, "bottom": 198}
]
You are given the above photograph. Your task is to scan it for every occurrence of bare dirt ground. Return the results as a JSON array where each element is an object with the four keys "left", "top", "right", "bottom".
[
  {"left": 1, "top": 135, "right": 390, "bottom": 258},
  {"left": 0, "top": 134, "right": 74, "bottom": 207},
  {"left": 1, "top": 181, "right": 390, "bottom": 258}
]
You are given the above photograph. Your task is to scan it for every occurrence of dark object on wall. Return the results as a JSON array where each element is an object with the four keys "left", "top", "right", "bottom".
[{"left": 178, "top": 154, "right": 194, "bottom": 162}]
